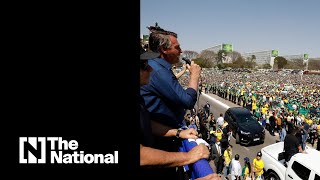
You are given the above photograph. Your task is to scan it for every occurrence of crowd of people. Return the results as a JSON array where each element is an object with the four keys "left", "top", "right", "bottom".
[{"left": 179, "top": 68, "right": 320, "bottom": 150}]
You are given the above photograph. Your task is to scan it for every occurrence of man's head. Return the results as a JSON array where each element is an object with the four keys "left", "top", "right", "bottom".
[
  {"left": 140, "top": 47, "right": 159, "bottom": 86},
  {"left": 235, "top": 154, "right": 240, "bottom": 160},
  {"left": 148, "top": 28, "right": 181, "bottom": 65},
  {"left": 256, "top": 151, "right": 262, "bottom": 159}
]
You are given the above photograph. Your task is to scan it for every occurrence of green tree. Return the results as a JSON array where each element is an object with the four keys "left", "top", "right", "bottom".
[
  {"left": 229, "top": 51, "right": 242, "bottom": 63},
  {"left": 262, "top": 63, "right": 272, "bottom": 69},
  {"left": 274, "top": 56, "right": 287, "bottom": 69},
  {"left": 193, "top": 58, "right": 213, "bottom": 68},
  {"left": 232, "top": 56, "right": 246, "bottom": 68},
  {"left": 199, "top": 50, "right": 217, "bottom": 65},
  {"left": 308, "top": 59, "right": 320, "bottom": 70},
  {"left": 284, "top": 59, "right": 303, "bottom": 70}
]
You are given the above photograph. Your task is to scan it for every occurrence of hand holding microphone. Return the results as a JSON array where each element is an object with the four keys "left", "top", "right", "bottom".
[{"left": 182, "top": 57, "right": 191, "bottom": 65}]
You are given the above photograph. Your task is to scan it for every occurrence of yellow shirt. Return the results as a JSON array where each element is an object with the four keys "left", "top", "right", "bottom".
[
  {"left": 223, "top": 149, "right": 232, "bottom": 166},
  {"left": 261, "top": 107, "right": 268, "bottom": 115},
  {"left": 215, "top": 132, "right": 223, "bottom": 140},
  {"left": 244, "top": 167, "right": 250, "bottom": 177},
  {"left": 306, "top": 119, "right": 313, "bottom": 125},
  {"left": 253, "top": 158, "right": 264, "bottom": 176},
  {"left": 222, "top": 122, "right": 229, "bottom": 129},
  {"left": 252, "top": 102, "right": 257, "bottom": 111},
  {"left": 252, "top": 95, "right": 256, "bottom": 101}
]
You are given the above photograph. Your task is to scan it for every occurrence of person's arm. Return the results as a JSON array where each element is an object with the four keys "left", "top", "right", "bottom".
[
  {"left": 195, "top": 173, "right": 221, "bottom": 180},
  {"left": 298, "top": 145, "right": 307, "bottom": 153},
  {"left": 151, "top": 120, "right": 198, "bottom": 139},
  {"left": 187, "top": 61, "right": 201, "bottom": 91},
  {"left": 175, "top": 64, "right": 187, "bottom": 79},
  {"left": 140, "top": 143, "right": 209, "bottom": 167}
]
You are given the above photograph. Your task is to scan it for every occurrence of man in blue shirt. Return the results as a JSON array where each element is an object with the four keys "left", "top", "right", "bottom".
[{"left": 140, "top": 27, "right": 202, "bottom": 129}]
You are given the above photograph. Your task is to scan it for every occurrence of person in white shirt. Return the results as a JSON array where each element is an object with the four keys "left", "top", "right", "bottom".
[
  {"left": 216, "top": 113, "right": 224, "bottom": 129},
  {"left": 230, "top": 154, "right": 242, "bottom": 180},
  {"left": 287, "top": 113, "right": 294, "bottom": 123},
  {"left": 292, "top": 103, "right": 297, "bottom": 111}
]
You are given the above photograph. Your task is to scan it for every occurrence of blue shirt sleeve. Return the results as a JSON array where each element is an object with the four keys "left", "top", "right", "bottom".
[{"left": 150, "top": 67, "right": 197, "bottom": 109}]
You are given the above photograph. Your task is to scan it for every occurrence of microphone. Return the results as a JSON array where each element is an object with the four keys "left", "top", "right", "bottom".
[{"left": 182, "top": 57, "right": 191, "bottom": 65}]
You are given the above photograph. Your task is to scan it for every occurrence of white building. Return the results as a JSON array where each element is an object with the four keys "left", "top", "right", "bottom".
[
  {"left": 204, "top": 44, "right": 233, "bottom": 63},
  {"left": 241, "top": 50, "right": 278, "bottom": 67}
]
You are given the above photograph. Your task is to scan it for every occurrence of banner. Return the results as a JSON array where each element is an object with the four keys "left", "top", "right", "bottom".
[
  {"left": 222, "top": 44, "right": 233, "bottom": 53},
  {"left": 271, "top": 50, "right": 278, "bottom": 57}
]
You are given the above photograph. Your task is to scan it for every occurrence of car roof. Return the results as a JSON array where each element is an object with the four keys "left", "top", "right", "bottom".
[
  {"left": 261, "top": 142, "right": 284, "bottom": 161},
  {"left": 227, "top": 107, "right": 251, "bottom": 114}
]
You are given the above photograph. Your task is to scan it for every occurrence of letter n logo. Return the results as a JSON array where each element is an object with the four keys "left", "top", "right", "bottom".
[{"left": 19, "top": 137, "right": 46, "bottom": 163}]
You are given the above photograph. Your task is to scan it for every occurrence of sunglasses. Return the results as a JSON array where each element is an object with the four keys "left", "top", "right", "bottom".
[{"left": 140, "top": 60, "right": 149, "bottom": 71}]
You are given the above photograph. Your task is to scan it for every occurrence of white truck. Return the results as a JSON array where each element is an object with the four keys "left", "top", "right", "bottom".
[{"left": 261, "top": 142, "right": 320, "bottom": 180}]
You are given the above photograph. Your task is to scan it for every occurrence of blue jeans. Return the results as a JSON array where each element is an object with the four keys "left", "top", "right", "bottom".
[{"left": 224, "top": 165, "right": 231, "bottom": 177}]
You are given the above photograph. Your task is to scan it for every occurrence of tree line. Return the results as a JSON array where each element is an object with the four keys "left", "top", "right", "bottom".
[{"left": 180, "top": 50, "right": 320, "bottom": 70}]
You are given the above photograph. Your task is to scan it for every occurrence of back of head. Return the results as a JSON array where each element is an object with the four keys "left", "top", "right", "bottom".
[
  {"left": 235, "top": 154, "right": 240, "bottom": 160},
  {"left": 244, "top": 157, "right": 250, "bottom": 163},
  {"left": 291, "top": 127, "right": 299, "bottom": 135}
]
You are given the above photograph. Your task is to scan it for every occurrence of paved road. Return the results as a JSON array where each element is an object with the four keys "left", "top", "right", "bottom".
[{"left": 195, "top": 92, "right": 279, "bottom": 179}]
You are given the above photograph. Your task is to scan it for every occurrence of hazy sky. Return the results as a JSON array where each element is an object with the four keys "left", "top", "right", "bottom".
[{"left": 141, "top": 0, "right": 320, "bottom": 58}]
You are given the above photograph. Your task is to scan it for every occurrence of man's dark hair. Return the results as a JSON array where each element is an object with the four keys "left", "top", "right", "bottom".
[
  {"left": 147, "top": 24, "right": 178, "bottom": 54},
  {"left": 147, "top": 23, "right": 177, "bottom": 38},
  {"left": 235, "top": 154, "right": 240, "bottom": 160}
]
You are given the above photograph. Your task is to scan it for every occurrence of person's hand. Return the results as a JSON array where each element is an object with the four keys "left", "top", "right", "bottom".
[
  {"left": 182, "top": 64, "right": 187, "bottom": 71},
  {"left": 188, "top": 144, "right": 210, "bottom": 163},
  {"left": 187, "top": 61, "right": 201, "bottom": 78},
  {"left": 180, "top": 128, "right": 198, "bottom": 139},
  {"left": 195, "top": 173, "right": 221, "bottom": 180}
]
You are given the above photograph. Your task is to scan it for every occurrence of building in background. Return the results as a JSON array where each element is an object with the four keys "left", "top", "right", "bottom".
[
  {"left": 141, "top": 34, "right": 149, "bottom": 51},
  {"left": 242, "top": 50, "right": 278, "bottom": 67},
  {"left": 204, "top": 43, "right": 233, "bottom": 63},
  {"left": 282, "top": 53, "right": 309, "bottom": 70}
]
